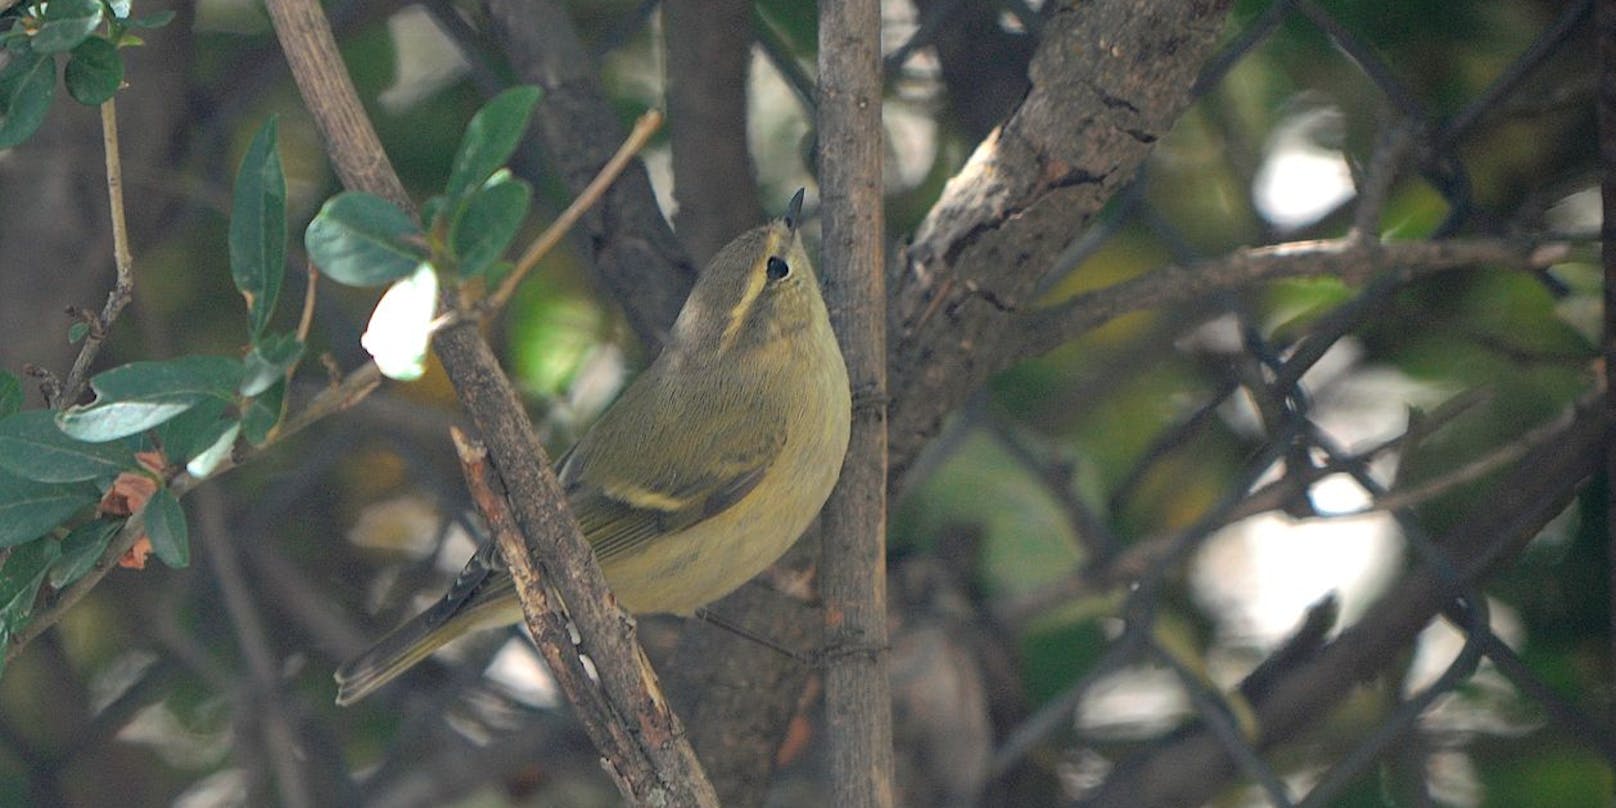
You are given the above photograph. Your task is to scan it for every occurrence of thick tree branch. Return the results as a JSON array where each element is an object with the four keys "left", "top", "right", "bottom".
[
  {"left": 665, "top": 0, "right": 763, "bottom": 264},
  {"left": 888, "top": 0, "right": 1232, "bottom": 484},
  {"left": 818, "top": 0, "right": 894, "bottom": 805}
]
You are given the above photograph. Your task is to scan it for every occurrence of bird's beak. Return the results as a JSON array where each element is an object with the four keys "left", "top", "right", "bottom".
[{"left": 785, "top": 188, "right": 806, "bottom": 233}]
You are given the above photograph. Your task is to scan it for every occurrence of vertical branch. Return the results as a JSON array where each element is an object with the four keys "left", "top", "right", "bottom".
[
  {"left": 664, "top": 0, "right": 762, "bottom": 264},
  {"left": 1598, "top": 0, "right": 1616, "bottom": 727},
  {"left": 262, "top": 0, "right": 411, "bottom": 211},
  {"left": 817, "top": 0, "right": 894, "bottom": 806}
]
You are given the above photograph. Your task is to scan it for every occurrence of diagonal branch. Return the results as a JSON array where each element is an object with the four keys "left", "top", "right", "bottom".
[
  {"left": 887, "top": 0, "right": 1234, "bottom": 485},
  {"left": 262, "top": 0, "right": 716, "bottom": 803}
]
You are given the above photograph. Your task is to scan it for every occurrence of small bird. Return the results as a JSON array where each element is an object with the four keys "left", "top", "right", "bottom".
[{"left": 335, "top": 190, "right": 851, "bottom": 705}]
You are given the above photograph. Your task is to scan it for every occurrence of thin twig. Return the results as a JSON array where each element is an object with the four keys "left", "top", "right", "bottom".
[
  {"left": 486, "top": 109, "right": 664, "bottom": 313},
  {"left": 55, "top": 99, "right": 137, "bottom": 408},
  {"left": 296, "top": 262, "right": 318, "bottom": 344}
]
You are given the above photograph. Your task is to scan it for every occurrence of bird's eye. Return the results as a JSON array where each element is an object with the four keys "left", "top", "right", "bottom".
[{"left": 766, "top": 256, "right": 791, "bottom": 281}]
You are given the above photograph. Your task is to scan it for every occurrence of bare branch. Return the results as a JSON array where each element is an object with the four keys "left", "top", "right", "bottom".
[
  {"left": 888, "top": 0, "right": 1234, "bottom": 484},
  {"left": 665, "top": 0, "right": 763, "bottom": 264},
  {"left": 818, "top": 0, "right": 894, "bottom": 803}
]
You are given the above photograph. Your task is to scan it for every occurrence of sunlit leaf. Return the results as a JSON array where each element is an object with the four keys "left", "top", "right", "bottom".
[
  {"left": 445, "top": 85, "right": 542, "bottom": 200},
  {"left": 154, "top": 397, "right": 228, "bottom": 466},
  {"left": 57, "top": 356, "right": 244, "bottom": 442},
  {"left": 144, "top": 487, "right": 188, "bottom": 568},
  {"left": 361, "top": 263, "right": 438, "bottom": 381},
  {"left": 0, "top": 471, "right": 95, "bottom": 547},
  {"left": 230, "top": 118, "right": 288, "bottom": 337},
  {"left": 184, "top": 420, "right": 239, "bottom": 479},
  {"left": 305, "top": 192, "right": 425, "bottom": 287},
  {"left": 241, "top": 379, "right": 285, "bottom": 446},
  {"left": 450, "top": 170, "right": 530, "bottom": 278},
  {"left": 240, "top": 332, "right": 302, "bottom": 397},
  {"left": 0, "top": 410, "right": 133, "bottom": 482}
]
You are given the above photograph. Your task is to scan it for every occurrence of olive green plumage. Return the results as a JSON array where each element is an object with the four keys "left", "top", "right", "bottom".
[{"left": 335, "top": 192, "right": 850, "bottom": 705}]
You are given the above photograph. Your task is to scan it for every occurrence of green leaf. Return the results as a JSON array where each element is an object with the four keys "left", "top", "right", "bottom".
[
  {"left": 361, "top": 263, "right": 438, "bottom": 381},
  {"left": 240, "top": 332, "right": 302, "bottom": 397},
  {"left": 50, "top": 518, "right": 118, "bottom": 588},
  {"left": 449, "top": 171, "right": 530, "bottom": 278},
  {"left": 444, "top": 85, "right": 541, "bottom": 200},
  {"left": 57, "top": 356, "right": 244, "bottom": 442},
  {"left": 33, "top": 0, "right": 103, "bottom": 54},
  {"left": 0, "top": 537, "right": 60, "bottom": 641},
  {"left": 184, "top": 420, "right": 239, "bottom": 479},
  {"left": 305, "top": 192, "right": 425, "bottom": 287},
  {"left": 154, "top": 397, "right": 228, "bottom": 462},
  {"left": 230, "top": 118, "right": 288, "bottom": 337},
  {"left": 241, "top": 379, "right": 284, "bottom": 446},
  {"left": 68, "top": 321, "right": 89, "bottom": 343},
  {"left": 0, "top": 51, "right": 56, "bottom": 150},
  {"left": 0, "top": 371, "right": 21, "bottom": 419},
  {"left": 125, "top": 10, "right": 175, "bottom": 28},
  {"left": 144, "top": 487, "right": 187, "bottom": 568},
  {"left": 422, "top": 194, "right": 448, "bottom": 232},
  {"left": 0, "top": 470, "right": 95, "bottom": 547},
  {"left": 63, "top": 35, "right": 121, "bottom": 105},
  {"left": 0, "top": 410, "right": 133, "bottom": 482}
]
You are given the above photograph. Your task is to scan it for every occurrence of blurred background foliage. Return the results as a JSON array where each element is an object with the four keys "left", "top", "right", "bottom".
[{"left": 0, "top": 0, "right": 1607, "bottom": 805}]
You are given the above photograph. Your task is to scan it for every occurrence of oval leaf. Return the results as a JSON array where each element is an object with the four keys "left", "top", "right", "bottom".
[
  {"left": 64, "top": 36, "right": 122, "bottom": 105},
  {"left": 0, "top": 410, "right": 133, "bottom": 482},
  {"left": 449, "top": 172, "right": 531, "bottom": 278},
  {"left": 33, "top": 0, "right": 103, "bottom": 54},
  {"left": 145, "top": 487, "right": 188, "bottom": 568},
  {"left": 0, "top": 537, "right": 61, "bottom": 641},
  {"left": 241, "top": 379, "right": 285, "bottom": 446},
  {"left": 50, "top": 518, "right": 120, "bottom": 588},
  {"left": 305, "top": 192, "right": 425, "bottom": 287},
  {"left": 57, "top": 356, "right": 244, "bottom": 442},
  {"left": 231, "top": 118, "right": 288, "bottom": 337},
  {"left": 0, "top": 471, "right": 95, "bottom": 547},
  {"left": 361, "top": 263, "right": 439, "bottom": 381},
  {"left": 0, "top": 52, "right": 57, "bottom": 150},
  {"left": 445, "top": 86, "right": 542, "bottom": 200}
]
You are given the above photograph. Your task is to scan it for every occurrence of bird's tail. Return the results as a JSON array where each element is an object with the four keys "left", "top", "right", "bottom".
[{"left": 334, "top": 579, "right": 520, "bottom": 705}]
